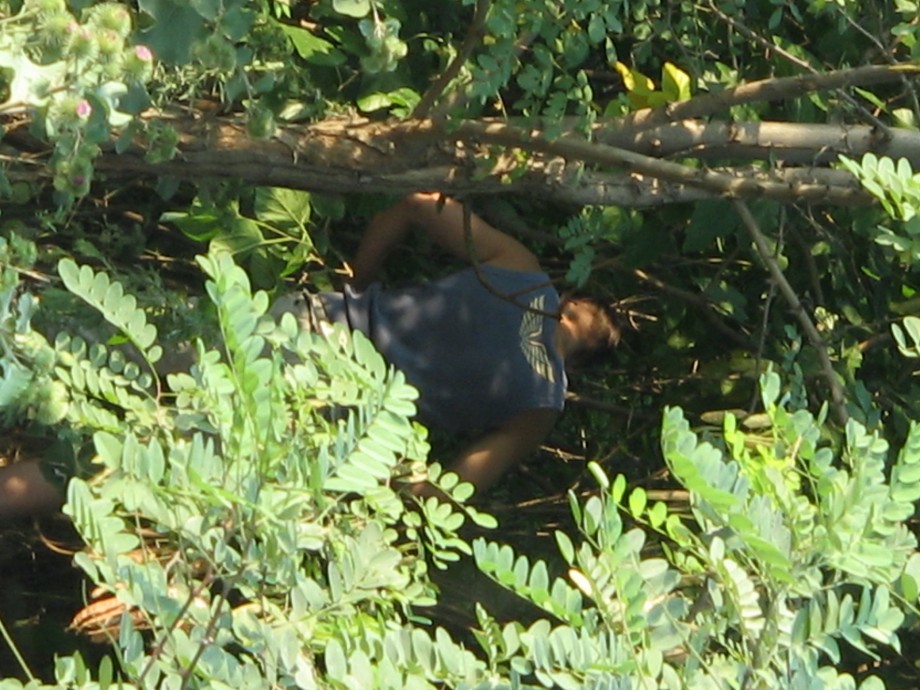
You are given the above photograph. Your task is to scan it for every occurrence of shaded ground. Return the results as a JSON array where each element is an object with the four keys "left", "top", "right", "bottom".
[
  {"left": 0, "top": 518, "right": 103, "bottom": 681},
  {"left": 1, "top": 461, "right": 918, "bottom": 687}
]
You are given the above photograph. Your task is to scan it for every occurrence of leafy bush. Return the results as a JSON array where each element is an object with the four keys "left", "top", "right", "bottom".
[
  {"left": 471, "top": 374, "right": 920, "bottom": 690},
  {"left": 3, "top": 0, "right": 920, "bottom": 688},
  {"left": 2, "top": 236, "right": 918, "bottom": 689},
  {"left": 0, "top": 243, "right": 491, "bottom": 689},
  {"left": 0, "top": 0, "right": 155, "bottom": 205}
]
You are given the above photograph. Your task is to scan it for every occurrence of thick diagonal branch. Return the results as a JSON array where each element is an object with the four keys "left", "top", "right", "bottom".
[
  {"left": 612, "top": 62, "right": 920, "bottom": 134},
  {"left": 732, "top": 200, "right": 848, "bottom": 424},
  {"left": 593, "top": 120, "right": 920, "bottom": 168},
  {"left": 446, "top": 119, "right": 866, "bottom": 204}
]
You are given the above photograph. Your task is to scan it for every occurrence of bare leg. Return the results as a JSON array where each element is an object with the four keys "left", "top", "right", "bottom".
[{"left": 0, "top": 459, "right": 64, "bottom": 520}]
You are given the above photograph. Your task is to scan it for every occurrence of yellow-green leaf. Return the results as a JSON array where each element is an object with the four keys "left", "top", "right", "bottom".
[{"left": 662, "top": 62, "right": 691, "bottom": 102}]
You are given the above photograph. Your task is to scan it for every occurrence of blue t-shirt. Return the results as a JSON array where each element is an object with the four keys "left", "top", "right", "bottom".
[{"left": 320, "top": 265, "right": 566, "bottom": 432}]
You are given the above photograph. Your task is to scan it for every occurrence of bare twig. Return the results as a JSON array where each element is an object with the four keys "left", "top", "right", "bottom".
[
  {"left": 138, "top": 565, "right": 216, "bottom": 686},
  {"left": 750, "top": 215, "right": 781, "bottom": 414},
  {"left": 831, "top": 3, "right": 920, "bottom": 123},
  {"left": 588, "top": 255, "right": 754, "bottom": 350},
  {"left": 179, "top": 578, "right": 228, "bottom": 690},
  {"left": 706, "top": 0, "right": 892, "bottom": 136},
  {"left": 0, "top": 611, "right": 35, "bottom": 682},
  {"left": 787, "top": 221, "right": 826, "bottom": 306},
  {"left": 412, "top": 0, "right": 490, "bottom": 118},
  {"left": 732, "top": 200, "right": 849, "bottom": 424}
]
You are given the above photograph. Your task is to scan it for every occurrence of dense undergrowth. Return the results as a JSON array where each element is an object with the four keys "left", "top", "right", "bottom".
[{"left": 3, "top": 0, "right": 920, "bottom": 688}]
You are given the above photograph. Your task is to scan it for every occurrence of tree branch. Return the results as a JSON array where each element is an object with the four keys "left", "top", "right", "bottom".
[
  {"left": 705, "top": 0, "right": 892, "bottom": 135},
  {"left": 3, "top": 108, "right": 900, "bottom": 207},
  {"left": 624, "top": 264, "right": 755, "bottom": 351},
  {"left": 3, "top": 112, "right": 874, "bottom": 207},
  {"left": 547, "top": 167, "right": 866, "bottom": 208},
  {"left": 732, "top": 200, "right": 849, "bottom": 424},
  {"left": 446, "top": 119, "right": 869, "bottom": 204},
  {"left": 610, "top": 62, "right": 920, "bottom": 135},
  {"left": 593, "top": 120, "right": 920, "bottom": 168},
  {"left": 412, "top": 0, "right": 490, "bottom": 118}
]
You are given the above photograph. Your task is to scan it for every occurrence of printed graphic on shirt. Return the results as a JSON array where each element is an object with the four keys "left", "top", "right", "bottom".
[{"left": 519, "top": 295, "right": 555, "bottom": 384}]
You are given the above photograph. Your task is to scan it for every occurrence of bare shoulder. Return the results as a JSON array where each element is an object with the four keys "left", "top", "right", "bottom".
[
  {"left": 405, "top": 193, "right": 542, "bottom": 273},
  {"left": 486, "top": 240, "right": 542, "bottom": 273}
]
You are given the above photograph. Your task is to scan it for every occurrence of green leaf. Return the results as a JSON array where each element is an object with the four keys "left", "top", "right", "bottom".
[
  {"left": 628, "top": 487, "right": 647, "bottom": 518},
  {"left": 279, "top": 23, "right": 347, "bottom": 66},
  {"left": 611, "top": 473, "right": 626, "bottom": 502},
  {"left": 58, "top": 259, "right": 158, "bottom": 355},
  {"left": 357, "top": 88, "right": 421, "bottom": 116},
  {"left": 255, "top": 187, "right": 313, "bottom": 236},
  {"left": 900, "top": 552, "right": 920, "bottom": 602},
  {"left": 97, "top": 654, "right": 113, "bottom": 690},
  {"left": 859, "top": 677, "right": 886, "bottom": 690},
  {"left": 467, "top": 507, "right": 498, "bottom": 529},
  {"left": 555, "top": 530, "right": 575, "bottom": 564},
  {"left": 326, "top": 462, "right": 378, "bottom": 493},
  {"left": 190, "top": 0, "right": 221, "bottom": 20},
  {"left": 209, "top": 216, "right": 264, "bottom": 256},
  {"left": 333, "top": 0, "right": 371, "bottom": 18},
  {"left": 0, "top": 361, "right": 32, "bottom": 408},
  {"left": 760, "top": 370, "right": 781, "bottom": 408},
  {"left": 587, "top": 14, "right": 606, "bottom": 44},
  {"left": 0, "top": 40, "right": 68, "bottom": 107},
  {"left": 324, "top": 638, "right": 347, "bottom": 680},
  {"left": 94, "top": 431, "right": 123, "bottom": 469},
  {"left": 220, "top": 4, "right": 255, "bottom": 41},
  {"left": 529, "top": 560, "right": 549, "bottom": 594},
  {"left": 893, "top": 316, "right": 920, "bottom": 357},
  {"left": 841, "top": 624, "right": 876, "bottom": 658},
  {"left": 450, "top": 481, "right": 474, "bottom": 502},
  {"left": 588, "top": 461, "right": 610, "bottom": 490},
  {"left": 661, "top": 62, "right": 691, "bottom": 102},
  {"left": 685, "top": 200, "right": 736, "bottom": 252},
  {"left": 583, "top": 495, "right": 603, "bottom": 536},
  {"left": 648, "top": 501, "right": 668, "bottom": 529},
  {"left": 137, "top": 0, "right": 210, "bottom": 65}
]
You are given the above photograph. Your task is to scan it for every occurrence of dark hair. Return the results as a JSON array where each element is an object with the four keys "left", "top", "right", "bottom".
[{"left": 562, "top": 295, "right": 622, "bottom": 367}]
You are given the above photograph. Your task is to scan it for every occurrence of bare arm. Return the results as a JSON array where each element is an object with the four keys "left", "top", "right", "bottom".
[
  {"left": 413, "top": 408, "right": 559, "bottom": 497},
  {"left": 350, "top": 193, "right": 541, "bottom": 290}
]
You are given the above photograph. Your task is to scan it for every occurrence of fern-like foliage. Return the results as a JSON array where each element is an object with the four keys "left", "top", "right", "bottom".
[
  {"left": 468, "top": 371, "right": 919, "bottom": 690},
  {"left": 36, "top": 250, "right": 493, "bottom": 690},
  {"left": 58, "top": 258, "right": 162, "bottom": 368},
  {"left": 0, "top": 235, "right": 71, "bottom": 427},
  {"left": 4, "top": 242, "right": 917, "bottom": 690}
]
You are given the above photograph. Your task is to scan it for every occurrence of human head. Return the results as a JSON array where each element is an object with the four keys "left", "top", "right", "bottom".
[{"left": 557, "top": 295, "right": 621, "bottom": 366}]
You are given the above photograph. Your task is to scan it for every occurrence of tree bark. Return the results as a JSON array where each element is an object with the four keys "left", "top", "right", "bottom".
[
  {"left": 595, "top": 120, "right": 920, "bottom": 168},
  {"left": 5, "top": 114, "right": 884, "bottom": 207}
]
